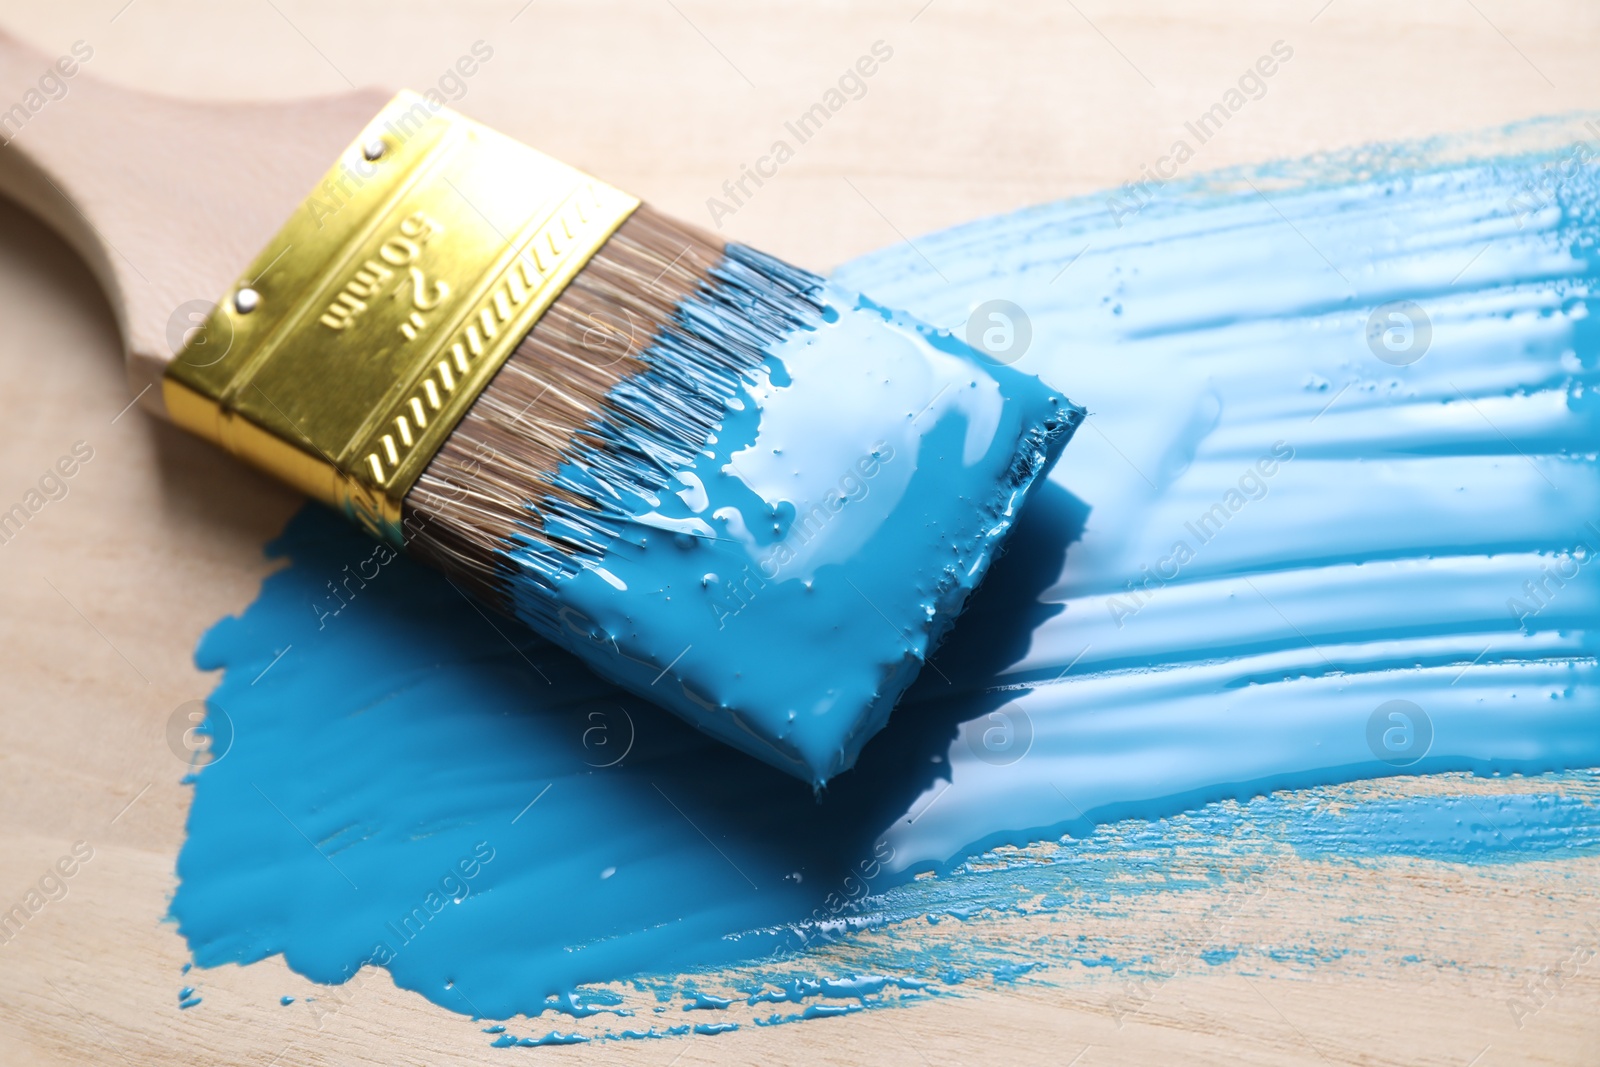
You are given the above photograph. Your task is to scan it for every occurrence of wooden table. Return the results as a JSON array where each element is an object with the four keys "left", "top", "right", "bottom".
[{"left": 2, "top": 2, "right": 1597, "bottom": 1063}]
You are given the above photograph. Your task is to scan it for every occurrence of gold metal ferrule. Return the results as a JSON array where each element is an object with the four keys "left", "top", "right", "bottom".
[{"left": 163, "top": 91, "right": 639, "bottom": 544}]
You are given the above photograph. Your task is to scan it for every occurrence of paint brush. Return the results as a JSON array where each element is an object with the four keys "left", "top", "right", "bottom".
[{"left": 0, "top": 33, "right": 1082, "bottom": 785}]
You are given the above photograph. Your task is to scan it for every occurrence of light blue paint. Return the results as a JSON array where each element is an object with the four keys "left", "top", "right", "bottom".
[
  {"left": 684, "top": 992, "right": 733, "bottom": 1011},
  {"left": 489, "top": 1030, "right": 589, "bottom": 1048},
  {"left": 173, "top": 120, "right": 1600, "bottom": 1034},
  {"left": 504, "top": 247, "right": 1079, "bottom": 786}
]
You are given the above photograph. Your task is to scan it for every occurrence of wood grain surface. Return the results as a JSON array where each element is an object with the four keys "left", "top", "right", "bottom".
[{"left": 1, "top": 2, "right": 1598, "bottom": 1064}]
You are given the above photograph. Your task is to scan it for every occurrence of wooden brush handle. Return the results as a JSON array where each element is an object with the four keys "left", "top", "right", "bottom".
[{"left": 0, "top": 28, "right": 389, "bottom": 416}]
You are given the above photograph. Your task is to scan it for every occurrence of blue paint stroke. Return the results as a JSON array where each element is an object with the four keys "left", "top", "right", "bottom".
[{"left": 173, "top": 119, "right": 1600, "bottom": 1031}]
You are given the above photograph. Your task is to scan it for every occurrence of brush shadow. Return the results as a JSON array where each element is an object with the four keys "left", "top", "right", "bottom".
[
  {"left": 810, "top": 480, "right": 1091, "bottom": 851},
  {"left": 592, "top": 478, "right": 1091, "bottom": 888},
  {"left": 510, "top": 477, "right": 1092, "bottom": 905}
]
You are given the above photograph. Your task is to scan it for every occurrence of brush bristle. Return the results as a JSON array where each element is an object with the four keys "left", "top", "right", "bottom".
[{"left": 403, "top": 204, "right": 822, "bottom": 613}]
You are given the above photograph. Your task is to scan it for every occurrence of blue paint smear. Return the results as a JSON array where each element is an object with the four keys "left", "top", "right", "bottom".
[
  {"left": 1286, "top": 789, "right": 1600, "bottom": 861},
  {"left": 683, "top": 992, "right": 733, "bottom": 1011},
  {"left": 173, "top": 119, "right": 1600, "bottom": 1029},
  {"left": 692, "top": 1021, "right": 740, "bottom": 1035},
  {"left": 489, "top": 1030, "right": 589, "bottom": 1048}
]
